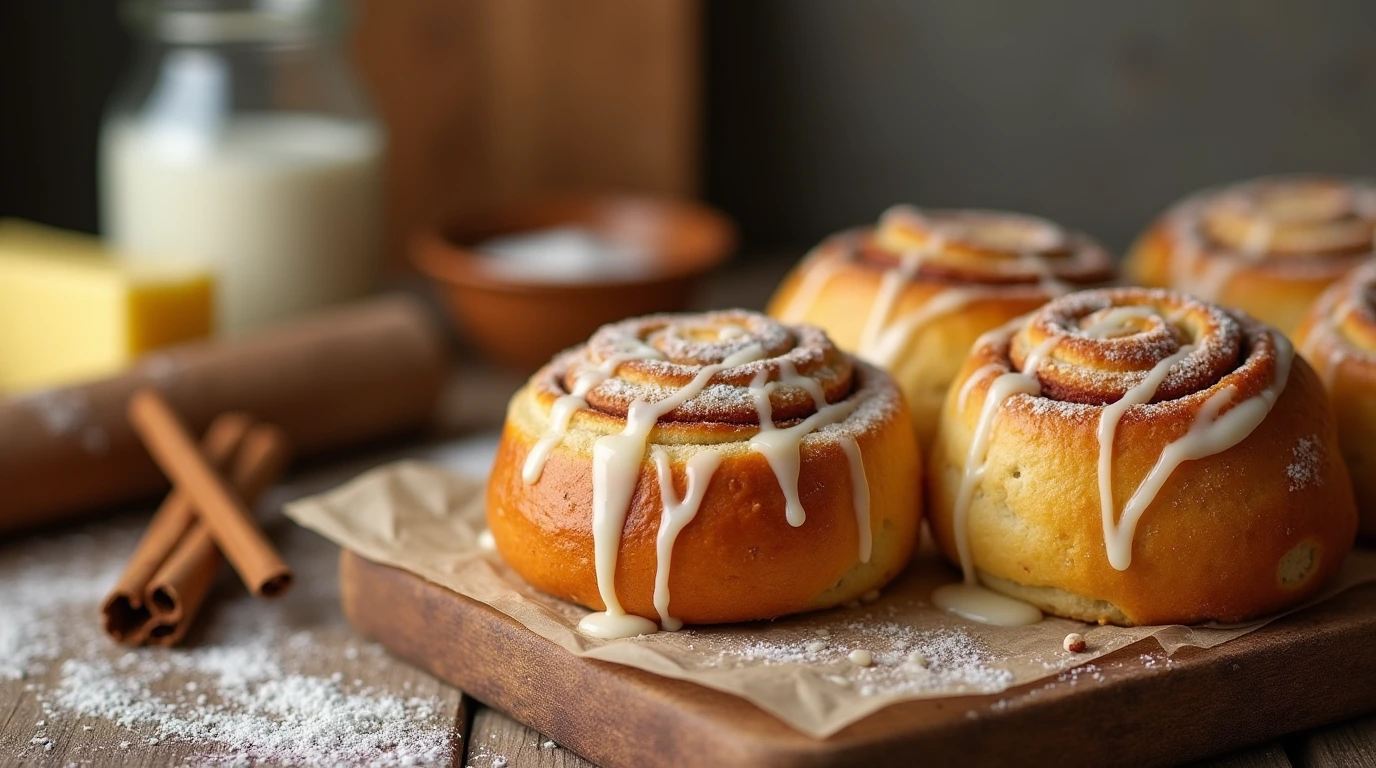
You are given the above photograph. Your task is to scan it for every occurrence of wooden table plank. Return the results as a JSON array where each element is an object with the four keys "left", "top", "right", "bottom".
[
  {"left": 466, "top": 706, "right": 595, "bottom": 768},
  {"left": 1297, "top": 713, "right": 1376, "bottom": 768}
]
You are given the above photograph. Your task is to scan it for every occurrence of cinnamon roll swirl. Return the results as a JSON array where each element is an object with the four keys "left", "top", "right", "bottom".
[
  {"left": 1126, "top": 175, "right": 1376, "bottom": 335},
  {"left": 1295, "top": 260, "right": 1376, "bottom": 539},
  {"left": 767, "top": 206, "right": 1116, "bottom": 447},
  {"left": 928, "top": 288, "right": 1356, "bottom": 626},
  {"left": 488, "top": 310, "right": 919, "bottom": 637}
]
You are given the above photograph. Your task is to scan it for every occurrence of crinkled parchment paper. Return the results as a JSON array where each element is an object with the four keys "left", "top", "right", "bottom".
[{"left": 285, "top": 460, "right": 1376, "bottom": 738}]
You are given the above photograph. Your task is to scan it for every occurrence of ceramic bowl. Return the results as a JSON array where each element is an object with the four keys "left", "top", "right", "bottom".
[{"left": 413, "top": 195, "right": 736, "bottom": 370}]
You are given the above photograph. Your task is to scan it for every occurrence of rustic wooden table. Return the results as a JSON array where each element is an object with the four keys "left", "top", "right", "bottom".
[{"left": 3, "top": 258, "right": 1374, "bottom": 766}]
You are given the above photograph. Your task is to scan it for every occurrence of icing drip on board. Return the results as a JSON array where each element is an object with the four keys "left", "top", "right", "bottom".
[
  {"left": 580, "top": 345, "right": 766, "bottom": 639},
  {"left": 931, "top": 583, "right": 1044, "bottom": 626}
]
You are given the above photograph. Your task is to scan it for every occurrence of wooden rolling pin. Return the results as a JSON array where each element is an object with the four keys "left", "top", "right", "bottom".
[{"left": 0, "top": 294, "right": 448, "bottom": 533}]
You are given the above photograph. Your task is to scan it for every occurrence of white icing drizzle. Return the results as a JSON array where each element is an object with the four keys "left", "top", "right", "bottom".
[
  {"left": 1081, "top": 306, "right": 1155, "bottom": 339},
  {"left": 785, "top": 209, "right": 1095, "bottom": 370},
  {"left": 951, "top": 333, "right": 1063, "bottom": 583},
  {"left": 865, "top": 288, "right": 978, "bottom": 368},
  {"left": 941, "top": 308, "right": 1296, "bottom": 623},
  {"left": 857, "top": 232, "right": 1071, "bottom": 369},
  {"left": 747, "top": 369, "right": 863, "bottom": 527},
  {"left": 1165, "top": 181, "right": 1363, "bottom": 302},
  {"left": 1097, "top": 331, "right": 1293, "bottom": 570},
  {"left": 933, "top": 329, "right": 1063, "bottom": 627},
  {"left": 522, "top": 337, "right": 665, "bottom": 483},
  {"left": 1095, "top": 345, "right": 1196, "bottom": 570},
  {"left": 771, "top": 359, "right": 873, "bottom": 560},
  {"left": 839, "top": 436, "right": 872, "bottom": 563},
  {"left": 650, "top": 447, "right": 723, "bottom": 632},
  {"left": 576, "top": 339, "right": 877, "bottom": 638},
  {"left": 580, "top": 345, "right": 767, "bottom": 639},
  {"left": 957, "top": 363, "right": 1008, "bottom": 412},
  {"left": 765, "top": 360, "right": 872, "bottom": 559},
  {"left": 857, "top": 243, "right": 937, "bottom": 355},
  {"left": 1168, "top": 199, "right": 1249, "bottom": 302},
  {"left": 1301, "top": 295, "right": 1360, "bottom": 393},
  {"left": 776, "top": 359, "right": 827, "bottom": 408}
]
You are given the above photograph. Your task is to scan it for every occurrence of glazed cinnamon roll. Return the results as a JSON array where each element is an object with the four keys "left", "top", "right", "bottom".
[
  {"left": 488, "top": 310, "right": 920, "bottom": 638},
  {"left": 1125, "top": 175, "right": 1376, "bottom": 335},
  {"left": 1295, "top": 260, "right": 1376, "bottom": 539},
  {"left": 928, "top": 288, "right": 1356, "bottom": 626},
  {"left": 767, "top": 206, "right": 1116, "bottom": 447}
]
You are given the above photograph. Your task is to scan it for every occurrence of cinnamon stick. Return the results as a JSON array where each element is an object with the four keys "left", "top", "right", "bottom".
[
  {"left": 101, "top": 413, "right": 254, "bottom": 643},
  {"left": 143, "top": 423, "right": 291, "bottom": 646},
  {"left": 128, "top": 390, "right": 293, "bottom": 599}
]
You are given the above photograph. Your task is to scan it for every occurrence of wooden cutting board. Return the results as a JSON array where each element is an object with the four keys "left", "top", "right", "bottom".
[{"left": 339, "top": 550, "right": 1376, "bottom": 768}]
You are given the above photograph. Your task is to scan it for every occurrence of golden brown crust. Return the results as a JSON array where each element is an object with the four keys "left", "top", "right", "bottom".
[
  {"left": 1295, "top": 260, "right": 1376, "bottom": 539},
  {"left": 928, "top": 288, "right": 1358, "bottom": 626},
  {"left": 1124, "top": 175, "right": 1376, "bottom": 335},
  {"left": 766, "top": 207, "right": 1116, "bottom": 447},
  {"left": 487, "top": 311, "right": 921, "bottom": 625}
]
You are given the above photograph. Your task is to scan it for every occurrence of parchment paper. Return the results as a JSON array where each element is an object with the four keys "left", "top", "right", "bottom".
[{"left": 285, "top": 460, "right": 1376, "bottom": 738}]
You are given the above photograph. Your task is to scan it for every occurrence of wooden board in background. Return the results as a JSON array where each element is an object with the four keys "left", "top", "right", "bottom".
[
  {"left": 340, "top": 549, "right": 1376, "bottom": 768},
  {"left": 351, "top": 0, "right": 700, "bottom": 267}
]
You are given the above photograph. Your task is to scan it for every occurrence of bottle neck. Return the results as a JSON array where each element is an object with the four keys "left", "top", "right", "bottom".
[{"left": 124, "top": 0, "right": 342, "bottom": 46}]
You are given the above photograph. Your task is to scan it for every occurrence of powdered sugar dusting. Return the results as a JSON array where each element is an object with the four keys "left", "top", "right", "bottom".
[
  {"left": 1287, "top": 435, "right": 1323, "bottom": 492},
  {"left": 51, "top": 656, "right": 447, "bottom": 766},
  {"left": 634, "top": 616, "right": 1019, "bottom": 700}
]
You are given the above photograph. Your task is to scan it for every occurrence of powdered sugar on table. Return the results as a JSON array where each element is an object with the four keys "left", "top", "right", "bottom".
[{"left": 0, "top": 508, "right": 457, "bottom": 766}]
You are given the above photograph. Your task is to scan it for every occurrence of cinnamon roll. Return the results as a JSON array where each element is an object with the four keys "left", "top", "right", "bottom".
[
  {"left": 488, "top": 310, "right": 920, "bottom": 638},
  {"left": 928, "top": 288, "right": 1356, "bottom": 626},
  {"left": 1295, "top": 260, "right": 1376, "bottom": 539},
  {"left": 1125, "top": 175, "right": 1376, "bottom": 335},
  {"left": 767, "top": 206, "right": 1116, "bottom": 447}
]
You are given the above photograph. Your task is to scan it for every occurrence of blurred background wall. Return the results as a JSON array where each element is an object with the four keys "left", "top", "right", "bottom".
[
  {"left": 2, "top": 0, "right": 1374, "bottom": 255},
  {"left": 704, "top": 0, "right": 1376, "bottom": 250}
]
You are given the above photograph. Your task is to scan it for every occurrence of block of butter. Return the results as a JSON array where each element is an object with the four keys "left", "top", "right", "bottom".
[{"left": 0, "top": 219, "right": 214, "bottom": 392}]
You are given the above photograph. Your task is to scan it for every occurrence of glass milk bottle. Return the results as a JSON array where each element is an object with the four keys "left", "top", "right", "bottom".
[{"left": 101, "top": 0, "right": 384, "bottom": 336}]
